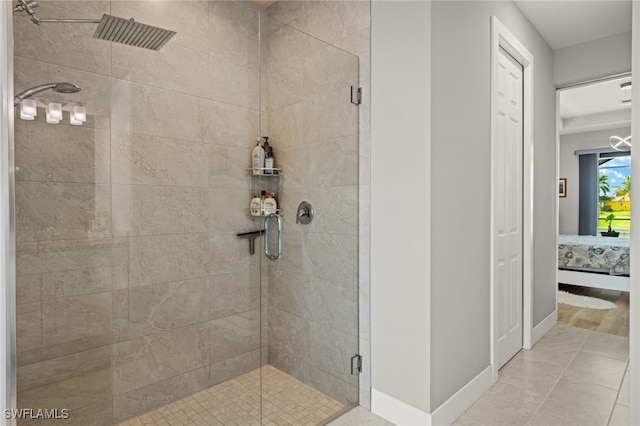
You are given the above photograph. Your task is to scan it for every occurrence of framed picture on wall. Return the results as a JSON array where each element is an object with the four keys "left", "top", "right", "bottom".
[{"left": 559, "top": 178, "right": 567, "bottom": 198}]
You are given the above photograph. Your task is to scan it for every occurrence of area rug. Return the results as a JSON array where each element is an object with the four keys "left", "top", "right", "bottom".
[{"left": 558, "top": 290, "right": 617, "bottom": 310}]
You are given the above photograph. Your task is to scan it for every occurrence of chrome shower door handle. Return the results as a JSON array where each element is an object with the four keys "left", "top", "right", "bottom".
[{"left": 264, "top": 213, "right": 282, "bottom": 261}]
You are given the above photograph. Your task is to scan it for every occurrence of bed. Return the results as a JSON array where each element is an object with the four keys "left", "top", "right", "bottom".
[{"left": 558, "top": 234, "right": 630, "bottom": 292}]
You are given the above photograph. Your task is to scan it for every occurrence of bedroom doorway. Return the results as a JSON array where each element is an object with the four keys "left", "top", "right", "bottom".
[{"left": 556, "top": 74, "right": 631, "bottom": 338}]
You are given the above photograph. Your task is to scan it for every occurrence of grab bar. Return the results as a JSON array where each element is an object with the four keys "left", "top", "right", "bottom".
[
  {"left": 236, "top": 230, "right": 263, "bottom": 255},
  {"left": 264, "top": 214, "right": 282, "bottom": 261}
]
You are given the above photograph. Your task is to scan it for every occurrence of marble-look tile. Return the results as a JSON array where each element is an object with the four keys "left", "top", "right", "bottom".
[
  {"left": 16, "top": 303, "right": 42, "bottom": 367},
  {"left": 264, "top": 103, "right": 304, "bottom": 149},
  {"left": 132, "top": 84, "right": 259, "bottom": 146},
  {"left": 113, "top": 323, "right": 209, "bottom": 395},
  {"left": 268, "top": 308, "right": 311, "bottom": 362},
  {"left": 209, "top": 231, "right": 256, "bottom": 275},
  {"left": 269, "top": 268, "right": 357, "bottom": 336},
  {"left": 15, "top": 121, "right": 109, "bottom": 184},
  {"left": 262, "top": 16, "right": 326, "bottom": 70},
  {"left": 496, "top": 352, "right": 566, "bottom": 397},
  {"left": 265, "top": 56, "right": 304, "bottom": 111},
  {"left": 129, "top": 233, "right": 208, "bottom": 287},
  {"left": 16, "top": 274, "right": 41, "bottom": 305},
  {"left": 208, "top": 188, "right": 256, "bottom": 232},
  {"left": 305, "top": 232, "right": 358, "bottom": 284},
  {"left": 111, "top": 80, "right": 132, "bottom": 133},
  {"left": 463, "top": 380, "right": 546, "bottom": 426},
  {"left": 307, "top": 186, "right": 358, "bottom": 235},
  {"left": 333, "top": 26, "right": 371, "bottom": 80},
  {"left": 563, "top": 352, "right": 627, "bottom": 391},
  {"left": 616, "top": 370, "right": 629, "bottom": 406},
  {"left": 55, "top": 399, "right": 112, "bottom": 426},
  {"left": 581, "top": 331, "right": 629, "bottom": 362},
  {"left": 18, "top": 368, "right": 111, "bottom": 416},
  {"left": 609, "top": 403, "right": 629, "bottom": 426},
  {"left": 268, "top": 345, "right": 358, "bottom": 406},
  {"left": 308, "top": 135, "right": 359, "bottom": 187},
  {"left": 16, "top": 238, "right": 128, "bottom": 276},
  {"left": 308, "top": 321, "right": 358, "bottom": 385},
  {"left": 208, "top": 145, "right": 252, "bottom": 190},
  {"left": 111, "top": 1, "right": 209, "bottom": 54},
  {"left": 527, "top": 409, "right": 577, "bottom": 426},
  {"left": 263, "top": 1, "right": 304, "bottom": 26},
  {"left": 286, "top": 1, "right": 370, "bottom": 47},
  {"left": 210, "top": 310, "right": 260, "bottom": 364},
  {"left": 112, "top": 42, "right": 209, "bottom": 98},
  {"left": 14, "top": 1, "right": 111, "bottom": 75},
  {"left": 41, "top": 293, "right": 112, "bottom": 360},
  {"left": 16, "top": 181, "right": 94, "bottom": 242},
  {"left": 112, "top": 185, "right": 208, "bottom": 236},
  {"left": 14, "top": 56, "right": 112, "bottom": 130},
  {"left": 40, "top": 266, "right": 113, "bottom": 300},
  {"left": 113, "top": 366, "right": 209, "bottom": 424},
  {"left": 271, "top": 146, "right": 309, "bottom": 189},
  {"left": 540, "top": 377, "right": 618, "bottom": 426},
  {"left": 208, "top": 3, "right": 259, "bottom": 69},
  {"left": 209, "top": 57, "right": 259, "bottom": 109},
  {"left": 18, "top": 346, "right": 111, "bottom": 392},
  {"left": 112, "top": 133, "right": 209, "bottom": 187},
  {"left": 209, "top": 349, "right": 261, "bottom": 387},
  {"left": 303, "top": 44, "right": 358, "bottom": 99},
  {"left": 522, "top": 324, "right": 590, "bottom": 366},
  {"left": 123, "top": 278, "right": 209, "bottom": 339},
  {"left": 328, "top": 407, "right": 393, "bottom": 426},
  {"left": 209, "top": 270, "right": 259, "bottom": 320},
  {"left": 303, "top": 86, "right": 359, "bottom": 145}
]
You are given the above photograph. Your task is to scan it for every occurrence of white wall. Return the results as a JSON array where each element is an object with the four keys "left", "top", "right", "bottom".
[
  {"left": 554, "top": 32, "right": 631, "bottom": 87},
  {"left": 430, "top": 0, "right": 555, "bottom": 410},
  {"left": 0, "top": 1, "right": 15, "bottom": 424},
  {"left": 558, "top": 129, "right": 624, "bottom": 235},
  {"left": 370, "top": 0, "right": 431, "bottom": 419}
]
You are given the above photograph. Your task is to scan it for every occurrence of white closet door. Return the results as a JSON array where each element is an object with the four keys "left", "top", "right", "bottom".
[{"left": 495, "top": 47, "right": 524, "bottom": 369}]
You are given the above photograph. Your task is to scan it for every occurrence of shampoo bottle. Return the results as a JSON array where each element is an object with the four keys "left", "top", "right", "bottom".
[
  {"left": 252, "top": 137, "right": 265, "bottom": 175},
  {"left": 262, "top": 191, "right": 278, "bottom": 215},
  {"left": 250, "top": 194, "right": 262, "bottom": 216},
  {"left": 263, "top": 137, "right": 274, "bottom": 174}
]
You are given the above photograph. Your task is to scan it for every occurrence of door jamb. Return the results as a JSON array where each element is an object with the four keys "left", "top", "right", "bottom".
[{"left": 490, "top": 16, "right": 535, "bottom": 382}]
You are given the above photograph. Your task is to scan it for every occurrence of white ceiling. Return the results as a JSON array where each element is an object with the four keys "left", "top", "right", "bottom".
[
  {"left": 560, "top": 76, "right": 631, "bottom": 119},
  {"left": 514, "top": 0, "right": 632, "bottom": 50}
]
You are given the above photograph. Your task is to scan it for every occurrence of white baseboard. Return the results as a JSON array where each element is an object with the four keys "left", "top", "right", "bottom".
[
  {"left": 371, "top": 365, "right": 493, "bottom": 426},
  {"left": 371, "top": 388, "right": 431, "bottom": 425},
  {"left": 430, "top": 365, "right": 493, "bottom": 426},
  {"left": 530, "top": 309, "right": 557, "bottom": 348}
]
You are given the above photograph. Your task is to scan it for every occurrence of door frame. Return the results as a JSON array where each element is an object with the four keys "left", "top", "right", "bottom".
[{"left": 490, "top": 16, "right": 535, "bottom": 381}]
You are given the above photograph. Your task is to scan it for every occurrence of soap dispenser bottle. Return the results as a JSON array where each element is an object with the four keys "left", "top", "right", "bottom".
[
  {"left": 262, "top": 191, "right": 278, "bottom": 215},
  {"left": 252, "top": 137, "right": 265, "bottom": 175},
  {"left": 263, "top": 137, "right": 274, "bottom": 174}
]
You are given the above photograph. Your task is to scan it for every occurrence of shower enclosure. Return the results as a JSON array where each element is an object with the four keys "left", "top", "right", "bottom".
[{"left": 12, "top": 1, "right": 359, "bottom": 424}]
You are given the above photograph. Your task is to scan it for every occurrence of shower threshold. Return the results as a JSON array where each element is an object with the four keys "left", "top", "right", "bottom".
[{"left": 117, "top": 365, "right": 346, "bottom": 426}]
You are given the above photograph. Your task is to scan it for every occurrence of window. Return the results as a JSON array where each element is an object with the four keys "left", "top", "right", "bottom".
[{"left": 598, "top": 153, "right": 631, "bottom": 236}]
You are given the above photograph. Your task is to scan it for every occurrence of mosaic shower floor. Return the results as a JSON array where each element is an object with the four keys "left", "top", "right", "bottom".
[{"left": 117, "top": 365, "right": 347, "bottom": 426}]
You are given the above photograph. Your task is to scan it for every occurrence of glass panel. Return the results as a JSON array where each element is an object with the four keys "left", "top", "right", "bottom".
[{"left": 259, "top": 14, "right": 360, "bottom": 424}]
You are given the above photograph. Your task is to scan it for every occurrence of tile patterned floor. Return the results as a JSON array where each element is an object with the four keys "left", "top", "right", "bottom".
[
  {"left": 455, "top": 324, "right": 630, "bottom": 426},
  {"left": 118, "top": 365, "right": 346, "bottom": 426}
]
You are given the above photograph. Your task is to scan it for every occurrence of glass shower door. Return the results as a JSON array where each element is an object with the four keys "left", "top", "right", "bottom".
[{"left": 258, "top": 14, "right": 360, "bottom": 424}]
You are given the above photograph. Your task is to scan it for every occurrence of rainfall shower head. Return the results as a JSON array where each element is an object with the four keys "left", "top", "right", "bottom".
[
  {"left": 93, "top": 15, "right": 176, "bottom": 51},
  {"left": 14, "top": 82, "right": 81, "bottom": 106},
  {"left": 13, "top": 1, "right": 176, "bottom": 51}
]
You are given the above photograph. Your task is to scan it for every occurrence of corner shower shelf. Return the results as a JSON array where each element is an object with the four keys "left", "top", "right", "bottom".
[{"left": 248, "top": 168, "right": 283, "bottom": 219}]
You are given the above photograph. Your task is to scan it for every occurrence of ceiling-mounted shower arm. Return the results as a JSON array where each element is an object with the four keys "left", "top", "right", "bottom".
[{"left": 30, "top": 17, "right": 101, "bottom": 25}]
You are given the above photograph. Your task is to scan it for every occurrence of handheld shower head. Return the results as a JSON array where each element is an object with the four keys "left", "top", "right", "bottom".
[{"left": 14, "top": 82, "right": 81, "bottom": 106}]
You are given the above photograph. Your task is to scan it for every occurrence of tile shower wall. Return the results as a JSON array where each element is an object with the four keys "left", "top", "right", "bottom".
[
  {"left": 261, "top": 11, "right": 362, "bottom": 405},
  {"left": 267, "top": 0, "right": 371, "bottom": 408},
  {"left": 14, "top": 1, "right": 263, "bottom": 424}
]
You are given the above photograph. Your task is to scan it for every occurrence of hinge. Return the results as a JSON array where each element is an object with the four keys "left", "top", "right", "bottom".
[
  {"left": 350, "top": 354, "right": 362, "bottom": 375},
  {"left": 351, "top": 86, "right": 362, "bottom": 105}
]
